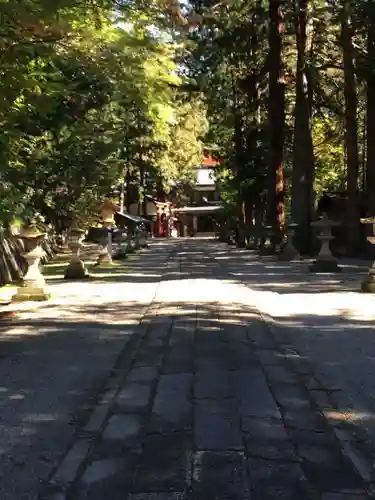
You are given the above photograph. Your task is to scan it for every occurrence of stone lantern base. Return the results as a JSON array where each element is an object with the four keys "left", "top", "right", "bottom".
[
  {"left": 12, "top": 285, "right": 51, "bottom": 302},
  {"left": 309, "top": 259, "right": 341, "bottom": 273},
  {"left": 96, "top": 252, "right": 113, "bottom": 267},
  {"left": 278, "top": 247, "right": 300, "bottom": 261},
  {"left": 94, "top": 227, "right": 114, "bottom": 267},
  {"left": 64, "top": 225, "right": 90, "bottom": 279},
  {"left": 64, "top": 260, "right": 89, "bottom": 280},
  {"left": 310, "top": 214, "right": 341, "bottom": 273},
  {"left": 259, "top": 237, "right": 274, "bottom": 255},
  {"left": 361, "top": 274, "right": 375, "bottom": 293},
  {"left": 278, "top": 224, "right": 299, "bottom": 261},
  {"left": 12, "top": 239, "right": 50, "bottom": 302},
  {"left": 278, "top": 236, "right": 300, "bottom": 261},
  {"left": 360, "top": 224, "right": 375, "bottom": 293}
]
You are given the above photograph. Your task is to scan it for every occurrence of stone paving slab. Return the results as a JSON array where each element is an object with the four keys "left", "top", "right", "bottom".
[
  {"left": 149, "top": 373, "right": 193, "bottom": 433},
  {"left": 37, "top": 239, "right": 373, "bottom": 500},
  {"left": 191, "top": 451, "right": 250, "bottom": 500},
  {"left": 195, "top": 399, "right": 243, "bottom": 451}
]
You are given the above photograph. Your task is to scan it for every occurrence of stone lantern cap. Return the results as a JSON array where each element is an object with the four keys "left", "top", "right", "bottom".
[
  {"left": 360, "top": 217, "right": 375, "bottom": 224},
  {"left": 360, "top": 217, "right": 375, "bottom": 244},
  {"left": 18, "top": 223, "right": 46, "bottom": 239},
  {"left": 311, "top": 213, "right": 340, "bottom": 228},
  {"left": 99, "top": 200, "right": 120, "bottom": 214},
  {"left": 69, "top": 220, "right": 86, "bottom": 234},
  {"left": 99, "top": 200, "right": 121, "bottom": 224}
]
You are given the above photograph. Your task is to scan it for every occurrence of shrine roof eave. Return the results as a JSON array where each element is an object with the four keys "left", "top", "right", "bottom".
[
  {"left": 171, "top": 205, "right": 223, "bottom": 215},
  {"left": 115, "top": 211, "right": 151, "bottom": 225}
]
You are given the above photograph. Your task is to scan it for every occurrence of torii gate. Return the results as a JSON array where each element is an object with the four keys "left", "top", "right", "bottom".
[{"left": 155, "top": 200, "right": 173, "bottom": 237}]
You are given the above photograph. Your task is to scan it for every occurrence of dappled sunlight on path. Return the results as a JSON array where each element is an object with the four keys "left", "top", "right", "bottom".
[
  {"left": 1, "top": 238, "right": 375, "bottom": 499},
  {"left": 203, "top": 242, "right": 375, "bottom": 323}
]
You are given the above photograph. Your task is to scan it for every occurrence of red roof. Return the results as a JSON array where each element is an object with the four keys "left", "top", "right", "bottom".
[{"left": 202, "top": 155, "right": 220, "bottom": 167}]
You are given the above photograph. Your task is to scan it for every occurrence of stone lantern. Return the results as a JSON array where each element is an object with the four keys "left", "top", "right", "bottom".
[
  {"left": 64, "top": 222, "right": 89, "bottom": 280},
  {"left": 12, "top": 221, "right": 50, "bottom": 302},
  {"left": 96, "top": 200, "right": 120, "bottom": 266},
  {"left": 279, "top": 221, "right": 300, "bottom": 261},
  {"left": 309, "top": 213, "right": 341, "bottom": 272},
  {"left": 100, "top": 200, "right": 120, "bottom": 224},
  {"left": 259, "top": 225, "right": 274, "bottom": 255},
  {"left": 134, "top": 225, "right": 141, "bottom": 249},
  {"left": 360, "top": 217, "right": 375, "bottom": 292}
]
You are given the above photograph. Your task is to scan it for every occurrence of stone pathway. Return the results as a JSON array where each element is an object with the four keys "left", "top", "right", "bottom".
[
  {"left": 207, "top": 241, "right": 375, "bottom": 487},
  {"left": 0, "top": 241, "right": 176, "bottom": 500},
  {"left": 37, "top": 239, "right": 372, "bottom": 500}
]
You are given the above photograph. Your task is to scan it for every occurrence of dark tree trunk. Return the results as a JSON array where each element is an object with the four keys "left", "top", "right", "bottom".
[
  {"left": 231, "top": 67, "right": 246, "bottom": 235},
  {"left": 125, "top": 169, "right": 131, "bottom": 212},
  {"left": 341, "top": 1, "right": 360, "bottom": 255},
  {"left": 120, "top": 168, "right": 126, "bottom": 213},
  {"left": 291, "top": 0, "right": 315, "bottom": 252},
  {"left": 266, "top": 0, "right": 285, "bottom": 231},
  {"left": 366, "top": 8, "right": 375, "bottom": 215}
]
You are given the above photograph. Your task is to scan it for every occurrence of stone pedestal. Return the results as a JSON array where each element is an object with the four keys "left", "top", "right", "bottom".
[
  {"left": 12, "top": 223, "right": 50, "bottom": 302},
  {"left": 96, "top": 228, "right": 113, "bottom": 267},
  {"left": 139, "top": 226, "right": 148, "bottom": 247},
  {"left": 64, "top": 225, "right": 89, "bottom": 279},
  {"left": 309, "top": 213, "right": 341, "bottom": 273},
  {"left": 126, "top": 232, "right": 135, "bottom": 253},
  {"left": 247, "top": 226, "right": 261, "bottom": 249},
  {"left": 259, "top": 226, "right": 274, "bottom": 255},
  {"left": 112, "top": 229, "right": 128, "bottom": 260},
  {"left": 95, "top": 199, "right": 120, "bottom": 266},
  {"left": 279, "top": 222, "right": 300, "bottom": 261},
  {"left": 361, "top": 272, "right": 375, "bottom": 293},
  {"left": 236, "top": 226, "right": 246, "bottom": 248},
  {"left": 134, "top": 229, "right": 140, "bottom": 249},
  {"left": 360, "top": 218, "right": 375, "bottom": 292},
  {"left": 192, "top": 216, "right": 198, "bottom": 236}
]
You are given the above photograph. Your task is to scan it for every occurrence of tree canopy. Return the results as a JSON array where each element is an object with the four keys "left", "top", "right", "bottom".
[
  {"left": 178, "top": 0, "right": 375, "bottom": 254},
  {"left": 0, "top": 0, "right": 207, "bottom": 227},
  {"left": 2, "top": 0, "right": 374, "bottom": 255}
]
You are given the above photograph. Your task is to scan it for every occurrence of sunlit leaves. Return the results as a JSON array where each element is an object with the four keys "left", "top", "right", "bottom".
[{"left": 0, "top": 1, "right": 207, "bottom": 224}]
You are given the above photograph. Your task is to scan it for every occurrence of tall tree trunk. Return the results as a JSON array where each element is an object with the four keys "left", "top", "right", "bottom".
[
  {"left": 231, "top": 67, "right": 247, "bottom": 239},
  {"left": 291, "top": 0, "right": 314, "bottom": 253},
  {"left": 266, "top": 0, "right": 285, "bottom": 231},
  {"left": 120, "top": 168, "right": 125, "bottom": 213},
  {"left": 139, "top": 155, "right": 145, "bottom": 216},
  {"left": 125, "top": 168, "right": 131, "bottom": 212},
  {"left": 341, "top": 1, "right": 360, "bottom": 255},
  {"left": 246, "top": 7, "right": 262, "bottom": 229},
  {"left": 366, "top": 8, "right": 375, "bottom": 215}
]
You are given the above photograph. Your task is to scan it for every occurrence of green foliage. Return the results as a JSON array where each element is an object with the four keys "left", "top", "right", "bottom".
[
  {"left": 0, "top": 1, "right": 207, "bottom": 226},
  {"left": 159, "top": 97, "right": 208, "bottom": 189},
  {"left": 3, "top": 0, "right": 367, "bottom": 235},
  {"left": 182, "top": 0, "right": 368, "bottom": 224},
  {"left": 312, "top": 116, "right": 345, "bottom": 195}
]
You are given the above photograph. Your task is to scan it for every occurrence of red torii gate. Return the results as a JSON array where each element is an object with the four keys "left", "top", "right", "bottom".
[{"left": 154, "top": 200, "right": 173, "bottom": 237}]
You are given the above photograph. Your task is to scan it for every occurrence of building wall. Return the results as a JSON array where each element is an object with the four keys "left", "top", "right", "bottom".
[
  {"left": 196, "top": 166, "right": 216, "bottom": 186},
  {"left": 193, "top": 165, "right": 219, "bottom": 204},
  {"left": 192, "top": 189, "right": 218, "bottom": 204}
]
